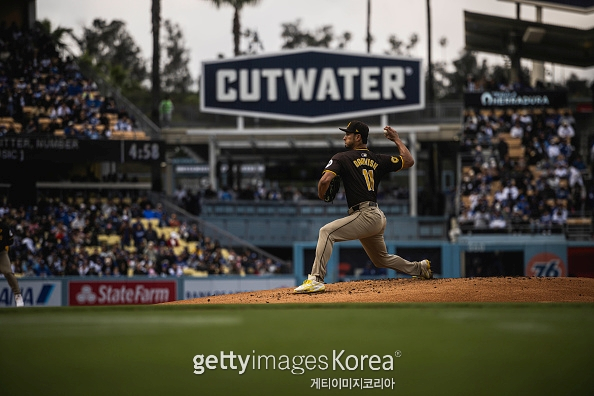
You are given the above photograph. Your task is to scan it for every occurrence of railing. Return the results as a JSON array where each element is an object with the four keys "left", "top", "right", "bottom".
[
  {"left": 132, "top": 101, "right": 466, "bottom": 128},
  {"left": 201, "top": 199, "right": 410, "bottom": 217},
  {"left": 459, "top": 218, "right": 593, "bottom": 241},
  {"left": 149, "top": 192, "right": 290, "bottom": 267},
  {"left": 198, "top": 200, "right": 449, "bottom": 242}
]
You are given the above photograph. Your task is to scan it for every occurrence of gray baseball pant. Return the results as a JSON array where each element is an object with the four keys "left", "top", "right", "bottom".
[
  {"left": 0, "top": 250, "right": 21, "bottom": 295},
  {"left": 309, "top": 205, "right": 424, "bottom": 282}
]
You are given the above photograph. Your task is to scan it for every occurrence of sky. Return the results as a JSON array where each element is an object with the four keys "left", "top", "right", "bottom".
[{"left": 36, "top": 0, "right": 593, "bottom": 90}]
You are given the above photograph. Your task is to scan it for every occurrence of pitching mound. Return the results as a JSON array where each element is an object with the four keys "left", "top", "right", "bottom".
[{"left": 165, "top": 277, "right": 594, "bottom": 305}]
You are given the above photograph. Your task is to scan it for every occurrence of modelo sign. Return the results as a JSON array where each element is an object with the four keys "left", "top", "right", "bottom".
[
  {"left": 69, "top": 281, "right": 176, "bottom": 306},
  {"left": 201, "top": 49, "right": 424, "bottom": 123}
]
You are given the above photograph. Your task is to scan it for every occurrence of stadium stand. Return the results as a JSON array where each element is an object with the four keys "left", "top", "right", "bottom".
[
  {"left": 0, "top": 22, "right": 290, "bottom": 277},
  {"left": 0, "top": 22, "right": 147, "bottom": 140},
  {"left": 458, "top": 98, "right": 592, "bottom": 239},
  {"left": 1, "top": 193, "right": 288, "bottom": 278}
]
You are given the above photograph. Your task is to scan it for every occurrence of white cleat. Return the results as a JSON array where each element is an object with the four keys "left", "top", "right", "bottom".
[{"left": 15, "top": 294, "right": 24, "bottom": 307}]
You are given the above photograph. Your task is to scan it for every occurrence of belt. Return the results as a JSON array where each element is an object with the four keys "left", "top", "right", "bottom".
[{"left": 348, "top": 201, "right": 378, "bottom": 215}]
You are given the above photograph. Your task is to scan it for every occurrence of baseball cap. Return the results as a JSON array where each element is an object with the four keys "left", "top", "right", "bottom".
[{"left": 339, "top": 120, "right": 369, "bottom": 140}]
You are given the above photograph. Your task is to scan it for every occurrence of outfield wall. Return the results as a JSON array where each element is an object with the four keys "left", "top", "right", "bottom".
[
  {"left": 0, "top": 276, "right": 295, "bottom": 308},
  {"left": 3, "top": 235, "right": 593, "bottom": 308},
  {"left": 293, "top": 235, "right": 594, "bottom": 283}
]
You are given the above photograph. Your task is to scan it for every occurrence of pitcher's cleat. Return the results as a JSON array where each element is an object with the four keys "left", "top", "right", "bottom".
[
  {"left": 15, "top": 294, "right": 24, "bottom": 307},
  {"left": 413, "top": 259, "right": 433, "bottom": 280},
  {"left": 294, "top": 279, "right": 326, "bottom": 294}
]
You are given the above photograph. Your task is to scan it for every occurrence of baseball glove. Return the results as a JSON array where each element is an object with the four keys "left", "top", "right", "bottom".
[{"left": 323, "top": 176, "right": 341, "bottom": 203}]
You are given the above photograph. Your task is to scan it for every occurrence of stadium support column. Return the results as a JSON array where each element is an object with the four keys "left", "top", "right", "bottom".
[
  {"left": 409, "top": 131, "right": 417, "bottom": 217},
  {"left": 209, "top": 135, "right": 218, "bottom": 191},
  {"left": 531, "top": 6, "right": 545, "bottom": 87},
  {"left": 9, "top": 162, "right": 37, "bottom": 206},
  {"left": 151, "top": 161, "right": 162, "bottom": 192}
]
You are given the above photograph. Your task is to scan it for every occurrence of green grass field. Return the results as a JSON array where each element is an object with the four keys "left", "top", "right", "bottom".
[{"left": 1, "top": 303, "right": 593, "bottom": 395}]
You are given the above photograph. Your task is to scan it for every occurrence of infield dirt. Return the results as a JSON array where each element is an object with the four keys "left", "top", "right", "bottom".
[{"left": 164, "top": 277, "right": 594, "bottom": 305}]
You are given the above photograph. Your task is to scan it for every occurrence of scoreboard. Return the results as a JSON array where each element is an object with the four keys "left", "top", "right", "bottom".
[{"left": 0, "top": 137, "right": 165, "bottom": 163}]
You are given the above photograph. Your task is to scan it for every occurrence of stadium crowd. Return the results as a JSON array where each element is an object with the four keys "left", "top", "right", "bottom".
[
  {"left": 0, "top": 21, "right": 139, "bottom": 139},
  {"left": 457, "top": 105, "right": 592, "bottom": 234},
  {"left": 0, "top": 194, "right": 287, "bottom": 278}
]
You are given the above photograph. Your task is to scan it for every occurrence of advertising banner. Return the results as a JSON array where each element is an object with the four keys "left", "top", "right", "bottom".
[
  {"left": 201, "top": 49, "right": 424, "bottom": 122},
  {"left": 183, "top": 277, "right": 295, "bottom": 299},
  {"left": 0, "top": 280, "right": 62, "bottom": 307},
  {"left": 525, "top": 245, "right": 567, "bottom": 277},
  {"left": 463, "top": 90, "right": 567, "bottom": 108},
  {"left": 69, "top": 280, "right": 177, "bottom": 306}
]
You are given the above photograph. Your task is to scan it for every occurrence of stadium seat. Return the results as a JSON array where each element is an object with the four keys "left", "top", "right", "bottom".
[
  {"left": 110, "top": 131, "right": 124, "bottom": 139},
  {"left": 565, "top": 218, "right": 592, "bottom": 240},
  {"left": 508, "top": 146, "right": 525, "bottom": 159},
  {"left": 134, "top": 131, "right": 148, "bottom": 140}
]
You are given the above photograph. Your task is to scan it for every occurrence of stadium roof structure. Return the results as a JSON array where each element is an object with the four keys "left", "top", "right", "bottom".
[
  {"left": 465, "top": 10, "right": 594, "bottom": 67},
  {"left": 498, "top": 0, "right": 594, "bottom": 14}
]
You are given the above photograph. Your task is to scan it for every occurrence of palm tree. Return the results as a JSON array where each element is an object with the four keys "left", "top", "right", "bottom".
[
  {"left": 38, "top": 19, "right": 73, "bottom": 53},
  {"left": 151, "top": 0, "right": 161, "bottom": 125},
  {"left": 366, "top": 0, "right": 372, "bottom": 53},
  {"left": 205, "top": 0, "right": 262, "bottom": 56},
  {"left": 426, "top": 0, "right": 434, "bottom": 104}
]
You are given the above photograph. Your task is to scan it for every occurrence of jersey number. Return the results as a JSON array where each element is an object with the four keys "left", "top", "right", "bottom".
[{"left": 362, "top": 169, "right": 375, "bottom": 191}]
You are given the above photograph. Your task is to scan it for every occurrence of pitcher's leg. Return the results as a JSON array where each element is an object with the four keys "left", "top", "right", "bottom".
[
  {"left": 310, "top": 212, "right": 370, "bottom": 282},
  {"left": 0, "top": 251, "right": 20, "bottom": 296},
  {"left": 359, "top": 234, "right": 423, "bottom": 276}
]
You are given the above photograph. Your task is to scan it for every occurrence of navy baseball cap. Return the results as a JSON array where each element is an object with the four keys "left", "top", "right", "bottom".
[{"left": 339, "top": 120, "right": 369, "bottom": 140}]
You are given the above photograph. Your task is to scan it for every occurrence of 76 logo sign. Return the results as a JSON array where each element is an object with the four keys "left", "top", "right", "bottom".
[
  {"left": 531, "top": 260, "right": 562, "bottom": 277},
  {"left": 526, "top": 253, "right": 567, "bottom": 277}
]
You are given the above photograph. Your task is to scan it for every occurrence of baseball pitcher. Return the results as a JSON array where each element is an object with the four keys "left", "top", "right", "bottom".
[
  {"left": 295, "top": 120, "right": 432, "bottom": 294},
  {"left": 0, "top": 219, "right": 24, "bottom": 306}
]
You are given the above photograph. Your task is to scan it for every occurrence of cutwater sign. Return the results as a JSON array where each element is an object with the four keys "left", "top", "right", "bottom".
[{"left": 201, "top": 49, "right": 424, "bottom": 122}]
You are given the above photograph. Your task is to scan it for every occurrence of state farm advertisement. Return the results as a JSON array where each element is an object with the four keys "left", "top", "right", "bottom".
[{"left": 69, "top": 281, "right": 177, "bottom": 306}]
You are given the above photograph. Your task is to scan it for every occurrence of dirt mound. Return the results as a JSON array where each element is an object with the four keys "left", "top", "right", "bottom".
[{"left": 165, "top": 277, "right": 594, "bottom": 305}]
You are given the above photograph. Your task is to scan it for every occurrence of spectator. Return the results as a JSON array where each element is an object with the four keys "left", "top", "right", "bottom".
[
  {"left": 510, "top": 119, "right": 524, "bottom": 139},
  {"left": 501, "top": 180, "right": 519, "bottom": 204},
  {"left": 557, "top": 120, "right": 575, "bottom": 142},
  {"left": 174, "top": 185, "right": 187, "bottom": 206},
  {"left": 537, "top": 209, "right": 553, "bottom": 234},
  {"left": 546, "top": 137, "right": 561, "bottom": 161},
  {"left": 472, "top": 208, "right": 490, "bottom": 230},
  {"left": 526, "top": 136, "right": 546, "bottom": 165},
  {"left": 477, "top": 122, "right": 494, "bottom": 146},
  {"left": 132, "top": 221, "right": 146, "bottom": 247},
  {"left": 552, "top": 205, "right": 567, "bottom": 226},
  {"left": 497, "top": 137, "right": 509, "bottom": 165},
  {"left": 159, "top": 95, "right": 174, "bottom": 128},
  {"left": 571, "top": 154, "right": 587, "bottom": 171},
  {"left": 489, "top": 210, "right": 507, "bottom": 230},
  {"left": 144, "top": 222, "right": 159, "bottom": 244}
]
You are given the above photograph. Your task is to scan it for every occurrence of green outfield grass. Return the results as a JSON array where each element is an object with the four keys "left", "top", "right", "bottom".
[{"left": 1, "top": 303, "right": 592, "bottom": 395}]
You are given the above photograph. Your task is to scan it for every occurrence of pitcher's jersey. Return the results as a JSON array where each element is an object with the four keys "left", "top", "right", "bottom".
[
  {"left": 324, "top": 149, "right": 404, "bottom": 208},
  {"left": 323, "top": 148, "right": 404, "bottom": 208}
]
